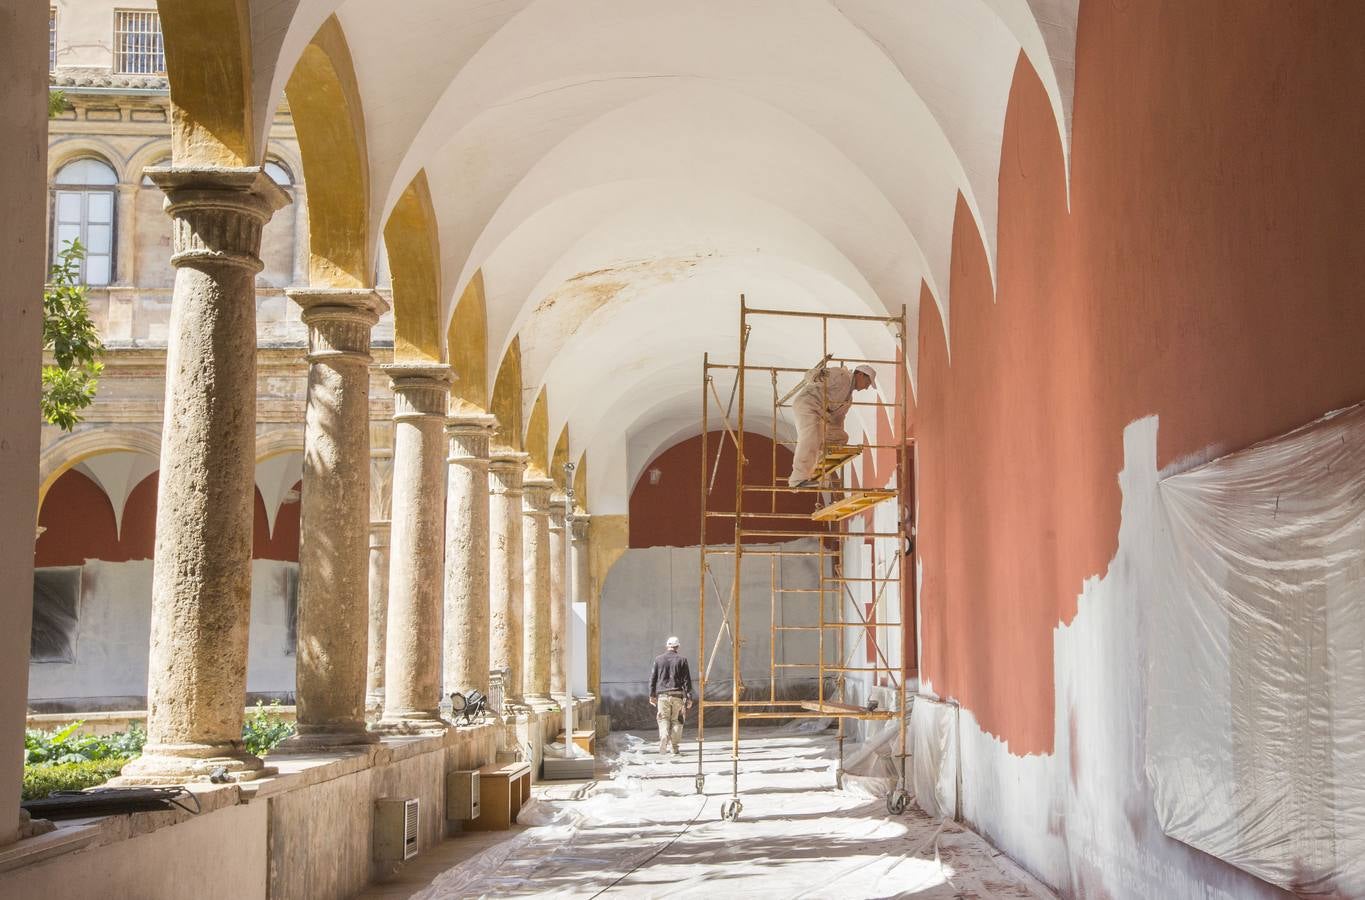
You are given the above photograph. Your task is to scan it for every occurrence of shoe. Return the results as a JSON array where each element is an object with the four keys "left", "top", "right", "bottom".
[{"left": 792, "top": 479, "right": 816, "bottom": 488}]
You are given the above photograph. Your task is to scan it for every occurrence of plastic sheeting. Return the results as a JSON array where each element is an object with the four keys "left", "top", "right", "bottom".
[
  {"left": 911, "top": 696, "right": 959, "bottom": 821},
  {"left": 401, "top": 729, "right": 1052, "bottom": 899},
  {"left": 1148, "top": 402, "right": 1365, "bottom": 896}
]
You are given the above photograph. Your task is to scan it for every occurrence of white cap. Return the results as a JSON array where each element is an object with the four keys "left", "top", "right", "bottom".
[
  {"left": 854, "top": 364, "right": 877, "bottom": 386},
  {"left": 666, "top": 636, "right": 680, "bottom": 648}
]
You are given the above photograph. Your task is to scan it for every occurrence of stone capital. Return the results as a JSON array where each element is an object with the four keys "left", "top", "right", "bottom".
[
  {"left": 288, "top": 288, "right": 387, "bottom": 363},
  {"left": 383, "top": 363, "right": 453, "bottom": 421},
  {"left": 489, "top": 452, "right": 529, "bottom": 496},
  {"left": 446, "top": 413, "right": 497, "bottom": 463},
  {"left": 522, "top": 477, "right": 555, "bottom": 515},
  {"left": 548, "top": 495, "right": 569, "bottom": 530},
  {"left": 570, "top": 515, "right": 591, "bottom": 543},
  {"left": 146, "top": 166, "right": 291, "bottom": 271}
]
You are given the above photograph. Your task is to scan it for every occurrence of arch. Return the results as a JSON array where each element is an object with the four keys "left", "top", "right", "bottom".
[
  {"left": 525, "top": 388, "right": 549, "bottom": 478},
  {"left": 383, "top": 171, "right": 443, "bottom": 361},
  {"left": 284, "top": 15, "right": 372, "bottom": 288},
  {"left": 447, "top": 270, "right": 488, "bottom": 412},
  {"left": 255, "top": 428, "right": 306, "bottom": 463},
  {"left": 126, "top": 142, "right": 174, "bottom": 185},
  {"left": 551, "top": 425, "right": 570, "bottom": 495},
  {"left": 489, "top": 336, "right": 523, "bottom": 452},
  {"left": 158, "top": 0, "right": 257, "bottom": 166},
  {"left": 47, "top": 141, "right": 124, "bottom": 182},
  {"left": 38, "top": 425, "right": 162, "bottom": 508}
]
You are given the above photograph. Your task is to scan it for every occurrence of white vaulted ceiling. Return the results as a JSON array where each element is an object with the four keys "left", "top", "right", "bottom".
[{"left": 242, "top": 0, "right": 1079, "bottom": 510}]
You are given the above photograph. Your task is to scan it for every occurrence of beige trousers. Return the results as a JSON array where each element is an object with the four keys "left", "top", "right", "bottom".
[
  {"left": 789, "top": 390, "right": 849, "bottom": 485},
  {"left": 656, "top": 693, "right": 686, "bottom": 753}
]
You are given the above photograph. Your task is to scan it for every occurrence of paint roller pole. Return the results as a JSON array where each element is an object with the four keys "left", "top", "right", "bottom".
[{"left": 562, "top": 463, "right": 577, "bottom": 754}]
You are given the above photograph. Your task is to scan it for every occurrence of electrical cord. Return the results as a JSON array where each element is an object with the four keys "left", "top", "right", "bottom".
[{"left": 586, "top": 795, "right": 710, "bottom": 899}]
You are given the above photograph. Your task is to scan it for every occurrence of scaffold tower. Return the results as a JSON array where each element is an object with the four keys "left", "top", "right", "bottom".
[{"left": 695, "top": 296, "right": 913, "bottom": 822}]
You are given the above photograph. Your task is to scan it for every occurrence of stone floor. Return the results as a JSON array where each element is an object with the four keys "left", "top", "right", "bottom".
[{"left": 359, "top": 727, "right": 1055, "bottom": 899}]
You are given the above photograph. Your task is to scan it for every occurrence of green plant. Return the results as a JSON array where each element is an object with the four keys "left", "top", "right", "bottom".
[
  {"left": 22, "top": 758, "right": 127, "bottom": 801},
  {"left": 242, "top": 700, "right": 295, "bottom": 756},
  {"left": 24, "top": 720, "right": 146, "bottom": 765},
  {"left": 42, "top": 240, "right": 104, "bottom": 430}
]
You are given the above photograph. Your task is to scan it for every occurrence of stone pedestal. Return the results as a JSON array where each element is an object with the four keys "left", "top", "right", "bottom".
[
  {"left": 488, "top": 452, "right": 529, "bottom": 711},
  {"left": 548, "top": 500, "right": 568, "bottom": 696},
  {"left": 377, "top": 363, "right": 452, "bottom": 733},
  {"left": 571, "top": 516, "right": 593, "bottom": 696},
  {"left": 444, "top": 414, "right": 496, "bottom": 705},
  {"left": 118, "top": 167, "right": 290, "bottom": 784},
  {"left": 366, "top": 447, "right": 393, "bottom": 714},
  {"left": 522, "top": 477, "right": 555, "bottom": 709},
  {"left": 276, "top": 289, "right": 385, "bottom": 751}
]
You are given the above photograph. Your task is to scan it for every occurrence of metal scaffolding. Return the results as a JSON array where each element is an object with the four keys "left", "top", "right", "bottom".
[{"left": 695, "top": 296, "right": 913, "bottom": 822}]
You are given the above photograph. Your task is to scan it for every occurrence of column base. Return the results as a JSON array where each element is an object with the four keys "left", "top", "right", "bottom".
[
  {"left": 273, "top": 723, "right": 379, "bottom": 754},
  {"left": 372, "top": 712, "right": 450, "bottom": 736},
  {"left": 524, "top": 694, "right": 560, "bottom": 712},
  {"left": 111, "top": 743, "right": 274, "bottom": 785}
]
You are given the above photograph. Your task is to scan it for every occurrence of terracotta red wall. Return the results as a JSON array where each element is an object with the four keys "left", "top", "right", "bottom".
[
  {"left": 629, "top": 431, "right": 825, "bottom": 548},
  {"left": 36, "top": 469, "right": 301, "bottom": 566},
  {"left": 916, "top": 2, "right": 1365, "bottom": 755}
]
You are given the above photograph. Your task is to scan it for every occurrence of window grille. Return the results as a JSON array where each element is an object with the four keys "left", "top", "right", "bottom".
[
  {"left": 49, "top": 9, "right": 57, "bottom": 72},
  {"left": 113, "top": 9, "right": 165, "bottom": 75}
]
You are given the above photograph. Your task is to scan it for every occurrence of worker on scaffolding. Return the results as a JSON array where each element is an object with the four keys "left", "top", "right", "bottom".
[{"left": 788, "top": 363, "right": 877, "bottom": 487}]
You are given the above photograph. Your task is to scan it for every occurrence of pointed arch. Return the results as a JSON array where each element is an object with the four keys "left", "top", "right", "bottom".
[
  {"left": 285, "top": 16, "right": 371, "bottom": 288},
  {"left": 525, "top": 388, "right": 550, "bottom": 478},
  {"left": 157, "top": 0, "right": 256, "bottom": 165},
  {"left": 490, "top": 336, "right": 524, "bottom": 452},
  {"left": 448, "top": 270, "right": 489, "bottom": 412},
  {"left": 383, "top": 171, "right": 443, "bottom": 361},
  {"left": 550, "top": 425, "right": 570, "bottom": 494}
]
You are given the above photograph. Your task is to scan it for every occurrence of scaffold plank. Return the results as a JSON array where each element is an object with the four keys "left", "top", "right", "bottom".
[
  {"left": 810, "top": 444, "right": 862, "bottom": 480},
  {"left": 811, "top": 489, "right": 896, "bottom": 522}
]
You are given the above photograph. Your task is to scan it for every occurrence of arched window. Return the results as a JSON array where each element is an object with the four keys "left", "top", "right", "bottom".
[
  {"left": 52, "top": 157, "right": 118, "bottom": 286},
  {"left": 264, "top": 160, "right": 293, "bottom": 187}
]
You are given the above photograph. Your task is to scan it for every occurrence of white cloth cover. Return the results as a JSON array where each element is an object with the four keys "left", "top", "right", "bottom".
[
  {"left": 788, "top": 367, "right": 855, "bottom": 485},
  {"left": 911, "top": 695, "right": 958, "bottom": 820},
  {"left": 1148, "top": 402, "right": 1365, "bottom": 896}
]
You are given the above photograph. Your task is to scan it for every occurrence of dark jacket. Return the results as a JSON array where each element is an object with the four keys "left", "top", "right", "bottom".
[{"left": 649, "top": 650, "right": 693, "bottom": 700}]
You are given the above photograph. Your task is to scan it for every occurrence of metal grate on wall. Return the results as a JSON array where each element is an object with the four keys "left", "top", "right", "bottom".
[{"left": 113, "top": 10, "right": 165, "bottom": 75}]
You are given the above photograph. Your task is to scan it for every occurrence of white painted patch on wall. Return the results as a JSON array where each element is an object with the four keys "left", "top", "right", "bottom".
[{"left": 915, "top": 417, "right": 1291, "bottom": 899}]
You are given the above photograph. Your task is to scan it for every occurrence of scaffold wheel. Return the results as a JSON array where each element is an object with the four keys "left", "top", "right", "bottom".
[
  {"left": 887, "top": 787, "right": 910, "bottom": 816},
  {"left": 720, "top": 798, "right": 743, "bottom": 822},
  {"left": 695, "top": 774, "right": 705, "bottom": 795}
]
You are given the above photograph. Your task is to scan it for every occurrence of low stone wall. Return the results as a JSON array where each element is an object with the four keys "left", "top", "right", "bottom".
[{"left": 2, "top": 698, "right": 596, "bottom": 900}]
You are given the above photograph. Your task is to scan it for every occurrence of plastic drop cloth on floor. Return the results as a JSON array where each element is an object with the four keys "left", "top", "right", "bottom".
[
  {"left": 1148, "top": 402, "right": 1365, "bottom": 896},
  {"left": 408, "top": 728, "right": 1054, "bottom": 899}
]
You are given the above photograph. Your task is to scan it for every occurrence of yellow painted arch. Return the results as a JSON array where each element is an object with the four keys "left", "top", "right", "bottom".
[
  {"left": 286, "top": 17, "right": 371, "bottom": 289},
  {"left": 158, "top": 0, "right": 256, "bottom": 166},
  {"left": 525, "top": 389, "right": 550, "bottom": 478},
  {"left": 490, "top": 337, "right": 524, "bottom": 452},
  {"left": 448, "top": 271, "right": 489, "bottom": 412},
  {"left": 384, "top": 171, "right": 444, "bottom": 362}
]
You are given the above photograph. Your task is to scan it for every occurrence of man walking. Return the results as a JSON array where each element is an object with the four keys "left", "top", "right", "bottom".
[{"left": 648, "top": 636, "right": 693, "bottom": 755}]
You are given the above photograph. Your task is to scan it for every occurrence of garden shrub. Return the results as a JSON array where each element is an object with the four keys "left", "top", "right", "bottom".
[{"left": 22, "top": 758, "right": 128, "bottom": 800}]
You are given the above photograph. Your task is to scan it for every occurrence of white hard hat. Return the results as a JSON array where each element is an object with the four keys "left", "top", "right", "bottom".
[
  {"left": 854, "top": 364, "right": 877, "bottom": 386},
  {"left": 666, "top": 636, "right": 680, "bottom": 648}
]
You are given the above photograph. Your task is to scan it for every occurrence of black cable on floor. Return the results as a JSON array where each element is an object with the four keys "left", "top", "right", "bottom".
[{"left": 586, "top": 795, "right": 710, "bottom": 899}]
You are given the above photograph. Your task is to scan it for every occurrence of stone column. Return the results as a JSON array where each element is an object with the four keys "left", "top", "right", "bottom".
[
  {"left": 521, "top": 477, "right": 555, "bottom": 709},
  {"left": 366, "top": 447, "right": 393, "bottom": 713},
  {"left": 548, "top": 498, "right": 568, "bottom": 697},
  {"left": 119, "top": 167, "right": 289, "bottom": 783},
  {"left": 488, "top": 452, "right": 529, "bottom": 711},
  {"left": 571, "top": 515, "right": 594, "bottom": 697},
  {"left": 444, "top": 413, "right": 496, "bottom": 705},
  {"left": 276, "top": 289, "right": 385, "bottom": 751},
  {"left": 377, "top": 363, "right": 452, "bottom": 732}
]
